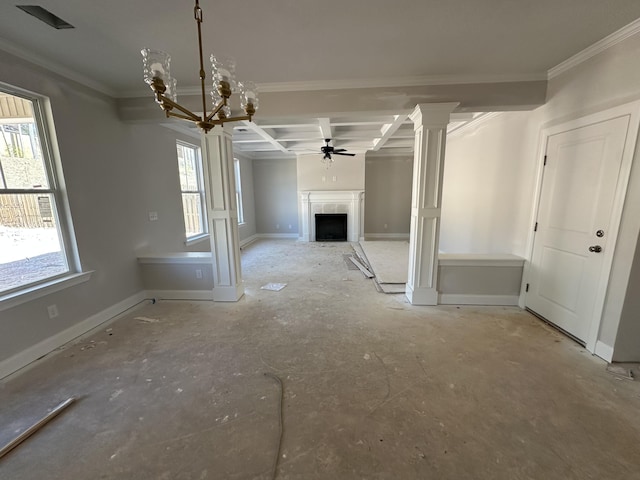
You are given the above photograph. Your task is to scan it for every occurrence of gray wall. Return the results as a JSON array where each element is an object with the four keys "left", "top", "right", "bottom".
[
  {"left": 0, "top": 49, "right": 205, "bottom": 366},
  {"left": 253, "top": 158, "right": 299, "bottom": 235},
  {"left": 297, "top": 153, "right": 365, "bottom": 191},
  {"left": 364, "top": 155, "right": 412, "bottom": 235},
  {"left": 236, "top": 154, "right": 257, "bottom": 243}
]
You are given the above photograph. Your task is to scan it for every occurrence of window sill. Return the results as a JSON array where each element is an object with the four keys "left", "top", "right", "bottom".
[
  {"left": 0, "top": 271, "right": 93, "bottom": 312},
  {"left": 185, "top": 234, "right": 210, "bottom": 247}
]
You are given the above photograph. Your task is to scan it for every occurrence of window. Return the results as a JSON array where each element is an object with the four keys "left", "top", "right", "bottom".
[
  {"left": 234, "top": 158, "right": 244, "bottom": 224},
  {"left": 176, "top": 141, "right": 207, "bottom": 240},
  {"left": 0, "top": 88, "right": 74, "bottom": 295}
]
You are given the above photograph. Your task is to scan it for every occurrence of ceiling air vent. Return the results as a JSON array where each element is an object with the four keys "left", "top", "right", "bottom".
[{"left": 16, "top": 5, "right": 74, "bottom": 29}]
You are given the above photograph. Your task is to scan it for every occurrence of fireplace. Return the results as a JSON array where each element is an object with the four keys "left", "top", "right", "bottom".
[
  {"left": 315, "top": 214, "right": 347, "bottom": 241},
  {"left": 299, "top": 190, "right": 364, "bottom": 242}
]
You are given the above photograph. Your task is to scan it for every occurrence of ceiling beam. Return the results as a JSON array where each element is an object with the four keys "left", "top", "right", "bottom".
[
  {"left": 240, "top": 121, "right": 289, "bottom": 153},
  {"left": 372, "top": 114, "right": 409, "bottom": 151}
]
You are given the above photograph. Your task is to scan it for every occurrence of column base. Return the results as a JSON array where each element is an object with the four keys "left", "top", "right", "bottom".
[
  {"left": 405, "top": 284, "right": 439, "bottom": 305},
  {"left": 212, "top": 284, "right": 245, "bottom": 302}
]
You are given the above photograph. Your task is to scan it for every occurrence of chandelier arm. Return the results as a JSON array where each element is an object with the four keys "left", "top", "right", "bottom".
[
  {"left": 208, "top": 114, "right": 252, "bottom": 125},
  {"left": 160, "top": 96, "right": 201, "bottom": 122},
  {"left": 166, "top": 111, "right": 201, "bottom": 122},
  {"left": 206, "top": 100, "right": 226, "bottom": 122},
  {"left": 194, "top": 0, "right": 208, "bottom": 121}
]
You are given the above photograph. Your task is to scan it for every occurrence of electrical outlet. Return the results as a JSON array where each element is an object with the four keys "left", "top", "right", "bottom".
[
  {"left": 195, "top": 269, "right": 203, "bottom": 279},
  {"left": 322, "top": 176, "right": 326, "bottom": 182},
  {"left": 276, "top": 224, "right": 280, "bottom": 229},
  {"left": 384, "top": 224, "right": 388, "bottom": 229},
  {"left": 332, "top": 176, "right": 337, "bottom": 182},
  {"left": 47, "top": 304, "right": 59, "bottom": 319},
  {"left": 148, "top": 211, "right": 158, "bottom": 221}
]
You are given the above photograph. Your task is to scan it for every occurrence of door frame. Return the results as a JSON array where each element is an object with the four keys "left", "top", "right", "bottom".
[{"left": 519, "top": 101, "right": 640, "bottom": 358}]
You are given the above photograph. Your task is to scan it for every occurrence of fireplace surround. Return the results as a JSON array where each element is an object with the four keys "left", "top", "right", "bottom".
[{"left": 299, "top": 190, "right": 364, "bottom": 242}]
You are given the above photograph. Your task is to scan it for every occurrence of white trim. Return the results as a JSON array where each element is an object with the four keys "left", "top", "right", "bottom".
[
  {"left": 254, "top": 73, "right": 547, "bottom": 93},
  {"left": 240, "top": 234, "right": 259, "bottom": 248},
  {"left": 439, "top": 294, "right": 520, "bottom": 306},
  {"left": 438, "top": 254, "right": 525, "bottom": 268},
  {"left": 137, "top": 252, "right": 212, "bottom": 264},
  {"left": 0, "top": 291, "right": 149, "bottom": 380},
  {"left": 521, "top": 101, "right": 640, "bottom": 355},
  {"left": 447, "top": 112, "right": 502, "bottom": 138},
  {"left": 185, "top": 234, "right": 210, "bottom": 247},
  {"left": 0, "top": 38, "right": 116, "bottom": 97},
  {"left": 256, "top": 233, "right": 299, "bottom": 239},
  {"left": 364, "top": 233, "right": 410, "bottom": 240},
  {"left": 594, "top": 341, "right": 614, "bottom": 362},
  {"left": 0, "top": 271, "right": 93, "bottom": 312},
  {"left": 548, "top": 18, "right": 640, "bottom": 79},
  {"left": 146, "top": 289, "right": 213, "bottom": 301}
]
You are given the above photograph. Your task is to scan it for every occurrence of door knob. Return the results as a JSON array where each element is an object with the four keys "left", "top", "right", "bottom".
[{"left": 589, "top": 245, "right": 602, "bottom": 253}]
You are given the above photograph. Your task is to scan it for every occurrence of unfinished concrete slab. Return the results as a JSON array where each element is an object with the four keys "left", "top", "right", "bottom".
[
  {"left": 1, "top": 239, "right": 640, "bottom": 479},
  {"left": 359, "top": 240, "right": 409, "bottom": 284}
]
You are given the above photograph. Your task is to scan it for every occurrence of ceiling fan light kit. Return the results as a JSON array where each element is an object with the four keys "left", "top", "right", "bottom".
[
  {"left": 141, "top": 0, "right": 258, "bottom": 133},
  {"left": 319, "top": 138, "right": 356, "bottom": 167}
]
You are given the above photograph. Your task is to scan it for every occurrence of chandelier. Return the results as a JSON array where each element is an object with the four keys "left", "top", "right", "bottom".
[{"left": 141, "top": 0, "right": 258, "bottom": 133}]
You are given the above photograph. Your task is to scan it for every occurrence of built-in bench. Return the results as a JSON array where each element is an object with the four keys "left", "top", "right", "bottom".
[
  {"left": 137, "top": 251, "right": 525, "bottom": 306},
  {"left": 438, "top": 254, "right": 525, "bottom": 305},
  {"left": 137, "top": 253, "right": 214, "bottom": 300}
]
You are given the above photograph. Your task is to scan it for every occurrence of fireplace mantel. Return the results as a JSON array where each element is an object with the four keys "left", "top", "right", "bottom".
[{"left": 299, "top": 190, "right": 365, "bottom": 242}]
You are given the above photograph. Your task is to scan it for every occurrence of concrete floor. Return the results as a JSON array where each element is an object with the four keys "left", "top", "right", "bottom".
[{"left": 2, "top": 239, "right": 640, "bottom": 479}]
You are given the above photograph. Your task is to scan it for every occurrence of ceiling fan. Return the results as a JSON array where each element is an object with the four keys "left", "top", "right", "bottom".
[{"left": 320, "top": 139, "right": 355, "bottom": 160}]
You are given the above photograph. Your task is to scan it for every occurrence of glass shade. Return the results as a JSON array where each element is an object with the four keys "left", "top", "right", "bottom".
[
  {"left": 166, "top": 77, "right": 178, "bottom": 102},
  {"left": 210, "top": 90, "right": 231, "bottom": 118},
  {"left": 210, "top": 54, "right": 237, "bottom": 94},
  {"left": 239, "top": 81, "right": 259, "bottom": 112},
  {"left": 141, "top": 48, "right": 171, "bottom": 85}
]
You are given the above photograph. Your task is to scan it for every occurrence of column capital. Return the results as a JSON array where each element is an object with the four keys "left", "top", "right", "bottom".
[{"left": 409, "top": 102, "right": 460, "bottom": 129}]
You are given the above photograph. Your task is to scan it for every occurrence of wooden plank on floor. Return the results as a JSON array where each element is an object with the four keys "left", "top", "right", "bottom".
[{"left": 349, "top": 256, "right": 374, "bottom": 278}]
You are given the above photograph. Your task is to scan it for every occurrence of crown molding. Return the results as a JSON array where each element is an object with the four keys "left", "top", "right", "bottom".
[
  {"left": 0, "top": 37, "right": 116, "bottom": 97},
  {"left": 447, "top": 112, "right": 502, "bottom": 138},
  {"left": 256, "top": 73, "right": 547, "bottom": 93},
  {"left": 548, "top": 17, "right": 640, "bottom": 80}
]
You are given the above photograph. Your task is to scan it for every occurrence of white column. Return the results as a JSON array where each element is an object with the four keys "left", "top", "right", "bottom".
[
  {"left": 406, "top": 103, "right": 458, "bottom": 305},
  {"left": 201, "top": 125, "right": 244, "bottom": 302}
]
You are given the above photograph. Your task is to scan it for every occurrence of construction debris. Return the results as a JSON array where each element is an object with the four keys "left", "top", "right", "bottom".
[
  {"left": 606, "top": 364, "right": 634, "bottom": 380},
  {"left": 348, "top": 257, "right": 374, "bottom": 278},
  {"left": 0, "top": 397, "right": 76, "bottom": 460},
  {"left": 261, "top": 283, "right": 287, "bottom": 292}
]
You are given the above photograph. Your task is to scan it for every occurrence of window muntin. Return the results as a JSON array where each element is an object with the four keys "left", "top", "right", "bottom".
[
  {"left": 0, "top": 90, "right": 71, "bottom": 295},
  {"left": 176, "top": 141, "right": 207, "bottom": 239}
]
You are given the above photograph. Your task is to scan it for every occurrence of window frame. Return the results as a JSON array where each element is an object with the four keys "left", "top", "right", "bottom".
[
  {"left": 0, "top": 84, "right": 84, "bottom": 303},
  {"left": 176, "top": 140, "right": 208, "bottom": 243},
  {"left": 234, "top": 157, "right": 244, "bottom": 225}
]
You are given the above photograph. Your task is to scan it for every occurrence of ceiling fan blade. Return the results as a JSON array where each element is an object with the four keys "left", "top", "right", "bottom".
[
  {"left": 333, "top": 152, "right": 356, "bottom": 156},
  {"left": 333, "top": 148, "right": 347, "bottom": 153}
]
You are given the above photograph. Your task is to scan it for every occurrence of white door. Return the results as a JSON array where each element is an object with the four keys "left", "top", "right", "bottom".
[{"left": 526, "top": 115, "right": 630, "bottom": 342}]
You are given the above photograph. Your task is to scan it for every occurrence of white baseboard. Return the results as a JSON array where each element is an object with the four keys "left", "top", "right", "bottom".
[
  {"left": 146, "top": 289, "right": 214, "bottom": 301},
  {"left": 439, "top": 294, "right": 520, "bottom": 306},
  {"left": 0, "top": 291, "right": 149, "bottom": 380},
  {"left": 240, "top": 234, "right": 259, "bottom": 248},
  {"left": 594, "top": 340, "right": 614, "bottom": 362},
  {"left": 364, "top": 233, "right": 410, "bottom": 240},
  {"left": 255, "top": 233, "right": 298, "bottom": 240}
]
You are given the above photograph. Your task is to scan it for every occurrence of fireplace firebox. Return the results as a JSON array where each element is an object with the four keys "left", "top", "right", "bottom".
[{"left": 315, "top": 213, "right": 347, "bottom": 241}]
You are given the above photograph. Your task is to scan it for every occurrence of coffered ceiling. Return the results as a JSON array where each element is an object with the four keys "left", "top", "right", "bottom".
[{"left": 2, "top": 1, "right": 640, "bottom": 158}]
